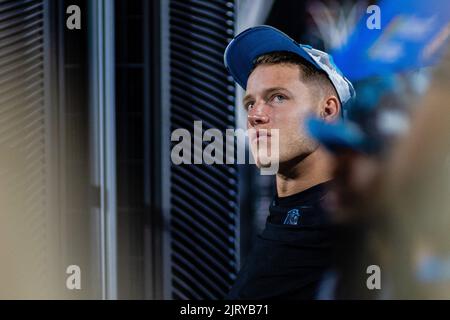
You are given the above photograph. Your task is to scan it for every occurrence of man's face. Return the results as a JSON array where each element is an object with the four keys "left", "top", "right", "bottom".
[{"left": 244, "top": 63, "right": 319, "bottom": 168}]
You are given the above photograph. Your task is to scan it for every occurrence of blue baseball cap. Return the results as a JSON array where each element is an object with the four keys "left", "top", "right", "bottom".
[{"left": 224, "top": 25, "right": 355, "bottom": 106}]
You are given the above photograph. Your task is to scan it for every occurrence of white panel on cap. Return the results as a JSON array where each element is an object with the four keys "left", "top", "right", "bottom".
[{"left": 302, "top": 46, "right": 355, "bottom": 105}]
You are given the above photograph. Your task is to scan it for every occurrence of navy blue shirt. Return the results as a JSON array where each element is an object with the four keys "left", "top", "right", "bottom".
[{"left": 227, "top": 182, "right": 333, "bottom": 300}]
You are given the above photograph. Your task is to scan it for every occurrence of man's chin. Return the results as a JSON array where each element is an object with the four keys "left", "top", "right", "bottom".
[
  {"left": 253, "top": 152, "right": 273, "bottom": 167},
  {"left": 255, "top": 160, "right": 272, "bottom": 168}
]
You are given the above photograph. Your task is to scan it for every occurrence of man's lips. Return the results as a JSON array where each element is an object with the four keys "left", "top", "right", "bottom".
[{"left": 251, "top": 130, "right": 272, "bottom": 144}]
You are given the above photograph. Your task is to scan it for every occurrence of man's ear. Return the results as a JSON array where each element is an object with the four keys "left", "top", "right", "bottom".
[{"left": 320, "top": 95, "right": 341, "bottom": 122}]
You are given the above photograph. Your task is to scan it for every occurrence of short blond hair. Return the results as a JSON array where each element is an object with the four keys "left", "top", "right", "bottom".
[{"left": 252, "top": 51, "right": 340, "bottom": 105}]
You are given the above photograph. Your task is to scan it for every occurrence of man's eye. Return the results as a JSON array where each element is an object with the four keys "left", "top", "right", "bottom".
[
  {"left": 272, "top": 94, "right": 286, "bottom": 103},
  {"left": 245, "top": 102, "right": 254, "bottom": 110}
]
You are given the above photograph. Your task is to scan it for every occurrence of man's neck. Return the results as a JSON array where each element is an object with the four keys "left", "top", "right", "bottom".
[{"left": 276, "top": 147, "right": 334, "bottom": 197}]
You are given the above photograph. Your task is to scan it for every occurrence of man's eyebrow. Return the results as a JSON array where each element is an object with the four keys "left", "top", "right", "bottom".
[
  {"left": 242, "top": 93, "right": 253, "bottom": 106},
  {"left": 263, "top": 87, "right": 290, "bottom": 95}
]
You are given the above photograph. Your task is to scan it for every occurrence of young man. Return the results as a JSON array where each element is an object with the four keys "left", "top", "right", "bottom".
[{"left": 223, "top": 25, "right": 355, "bottom": 299}]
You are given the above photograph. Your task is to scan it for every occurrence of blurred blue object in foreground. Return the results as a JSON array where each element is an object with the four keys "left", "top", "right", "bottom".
[
  {"left": 332, "top": 0, "right": 450, "bottom": 81},
  {"left": 416, "top": 255, "right": 450, "bottom": 283},
  {"left": 306, "top": 117, "right": 368, "bottom": 154},
  {"left": 352, "top": 75, "right": 397, "bottom": 112}
]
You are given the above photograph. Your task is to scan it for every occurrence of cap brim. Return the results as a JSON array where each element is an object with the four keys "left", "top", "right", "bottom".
[{"left": 224, "top": 25, "right": 321, "bottom": 89}]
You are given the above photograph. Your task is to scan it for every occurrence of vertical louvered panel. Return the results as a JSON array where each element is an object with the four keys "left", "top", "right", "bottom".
[
  {"left": 169, "top": 0, "right": 237, "bottom": 300},
  {"left": 0, "top": 0, "right": 50, "bottom": 295}
]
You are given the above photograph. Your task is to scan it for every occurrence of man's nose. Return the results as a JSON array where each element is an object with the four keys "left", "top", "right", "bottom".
[{"left": 248, "top": 102, "right": 270, "bottom": 127}]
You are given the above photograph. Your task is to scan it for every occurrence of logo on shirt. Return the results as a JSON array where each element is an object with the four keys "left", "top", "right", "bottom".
[{"left": 283, "top": 209, "right": 301, "bottom": 225}]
